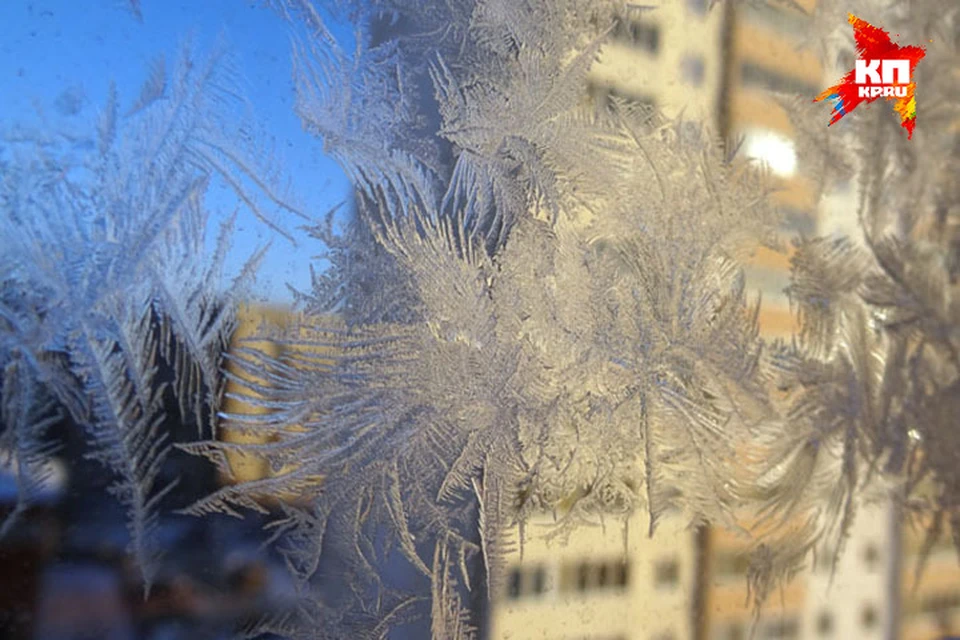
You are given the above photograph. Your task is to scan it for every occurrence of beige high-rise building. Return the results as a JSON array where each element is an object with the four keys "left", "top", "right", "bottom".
[
  {"left": 218, "top": 4, "right": 960, "bottom": 639},
  {"left": 489, "top": 513, "right": 697, "bottom": 640},
  {"left": 723, "top": 0, "right": 820, "bottom": 339},
  {"left": 487, "top": 2, "right": 915, "bottom": 640},
  {"left": 586, "top": 0, "right": 723, "bottom": 123},
  {"left": 488, "top": 5, "right": 726, "bottom": 639},
  {"left": 900, "top": 517, "right": 960, "bottom": 640}
]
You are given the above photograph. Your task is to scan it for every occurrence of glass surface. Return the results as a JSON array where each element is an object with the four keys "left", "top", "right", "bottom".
[{"left": 2, "top": 1, "right": 958, "bottom": 639}]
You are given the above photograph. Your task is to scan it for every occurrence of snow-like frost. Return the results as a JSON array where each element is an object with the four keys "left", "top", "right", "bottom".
[
  {"left": 2, "top": 1, "right": 959, "bottom": 638},
  {"left": 0, "top": 42, "right": 295, "bottom": 591}
]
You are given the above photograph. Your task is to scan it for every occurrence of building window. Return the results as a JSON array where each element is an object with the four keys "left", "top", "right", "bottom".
[
  {"left": 612, "top": 560, "right": 629, "bottom": 587},
  {"left": 835, "top": 48, "right": 856, "bottom": 73},
  {"left": 596, "top": 562, "right": 609, "bottom": 588},
  {"left": 613, "top": 18, "right": 660, "bottom": 53},
  {"left": 816, "top": 611, "right": 833, "bottom": 635},
  {"left": 863, "top": 544, "right": 880, "bottom": 571},
  {"left": 714, "top": 552, "right": 751, "bottom": 577},
  {"left": 781, "top": 207, "right": 816, "bottom": 237},
  {"left": 530, "top": 565, "right": 546, "bottom": 594},
  {"left": 814, "top": 543, "right": 839, "bottom": 573},
  {"left": 577, "top": 562, "right": 591, "bottom": 591},
  {"left": 919, "top": 591, "right": 960, "bottom": 615},
  {"left": 762, "top": 618, "right": 799, "bottom": 639},
  {"left": 861, "top": 605, "right": 878, "bottom": 629},
  {"left": 560, "top": 559, "right": 631, "bottom": 593},
  {"left": 680, "top": 55, "right": 705, "bottom": 86},
  {"left": 654, "top": 558, "right": 680, "bottom": 588},
  {"left": 686, "top": 0, "right": 708, "bottom": 16},
  {"left": 740, "top": 62, "right": 819, "bottom": 97},
  {"left": 505, "top": 564, "right": 549, "bottom": 600},
  {"left": 507, "top": 566, "right": 522, "bottom": 599},
  {"left": 720, "top": 622, "right": 746, "bottom": 640}
]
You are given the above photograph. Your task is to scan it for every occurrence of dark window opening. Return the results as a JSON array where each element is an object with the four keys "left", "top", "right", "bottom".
[
  {"left": 740, "top": 62, "right": 819, "bottom": 97},
  {"left": 918, "top": 591, "right": 960, "bottom": 616},
  {"left": 596, "top": 562, "right": 609, "bottom": 588},
  {"left": 743, "top": 1, "right": 811, "bottom": 39},
  {"left": 654, "top": 558, "right": 680, "bottom": 588},
  {"left": 507, "top": 566, "right": 522, "bottom": 599},
  {"left": 715, "top": 552, "right": 751, "bottom": 577},
  {"left": 613, "top": 560, "right": 629, "bottom": 587},
  {"left": 762, "top": 618, "right": 799, "bottom": 639},
  {"left": 530, "top": 565, "right": 546, "bottom": 595},
  {"left": 613, "top": 18, "right": 660, "bottom": 53},
  {"left": 817, "top": 611, "right": 833, "bottom": 635},
  {"left": 577, "top": 562, "right": 590, "bottom": 591},
  {"left": 781, "top": 207, "right": 817, "bottom": 237},
  {"left": 681, "top": 55, "right": 706, "bottom": 86},
  {"left": 560, "top": 559, "right": 630, "bottom": 593},
  {"left": 587, "top": 82, "right": 657, "bottom": 118},
  {"left": 725, "top": 622, "right": 747, "bottom": 640},
  {"left": 861, "top": 605, "right": 878, "bottom": 629},
  {"left": 686, "top": 0, "right": 708, "bottom": 16}
]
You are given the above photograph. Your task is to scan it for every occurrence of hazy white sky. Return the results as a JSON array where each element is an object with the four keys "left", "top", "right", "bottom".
[{"left": 0, "top": 0, "right": 353, "bottom": 303}]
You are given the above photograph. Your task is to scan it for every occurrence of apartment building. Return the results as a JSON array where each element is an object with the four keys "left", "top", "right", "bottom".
[
  {"left": 587, "top": 0, "right": 819, "bottom": 339},
  {"left": 698, "top": 3, "right": 819, "bottom": 637},
  {"left": 219, "top": 303, "right": 293, "bottom": 487},
  {"left": 489, "top": 3, "right": 904, "bottom": 640},
  {"left": 221, "top": 5, "right": 960, "bottom": 638},
  {"left": 587, "top": 0, "right": 723, "bottom": 123},
  {"left": 493, "top": 3, "right": 811, "bottom": 636},
  {"left": 813, "top": 15, "right": 960, "bottom": 640},
  {"left": 721, "top": 0, "right": 821, "bottom": 339},
  {"left": 800, "top": 503, "right": 894, "bottom": 640},
  {"left": 488, "top": 512, "right": 698, "bottom": 640},
  {"left": 898, "top": 514, "right": 960, "bottom": 639}
]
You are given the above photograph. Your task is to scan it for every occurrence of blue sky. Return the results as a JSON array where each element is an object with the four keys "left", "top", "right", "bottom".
[{"left": 0, "top": 0, "right": 353, "bottom": 303}]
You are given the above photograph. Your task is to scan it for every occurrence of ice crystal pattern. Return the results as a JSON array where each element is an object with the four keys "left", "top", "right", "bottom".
[
  {"left": 185, "top": 1, "right": 788, "bottom": 636},
  {"left": 767, "top": 0, "right": 960, "bottom": 599},
  {"left": 0, "top": 43, "right": 296, "bottom": 589},
  {"left": 3, "top": 1, "right": 957, "bottom": 638}
]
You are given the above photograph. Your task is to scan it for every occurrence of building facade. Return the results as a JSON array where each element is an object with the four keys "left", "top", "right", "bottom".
[{"left": 487, "top": 1, "right": 960, "bottom": 639}]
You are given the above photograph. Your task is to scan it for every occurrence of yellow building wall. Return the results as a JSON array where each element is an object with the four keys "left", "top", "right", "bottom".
[{"left": 489, "top": 512, "right": 696, "bottom": 640}]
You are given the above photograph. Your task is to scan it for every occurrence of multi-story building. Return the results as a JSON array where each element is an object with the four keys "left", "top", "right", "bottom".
[
  {"left": 698, "top": 2, "right": 820, "bottom": 639},
  {"left": 488, "top": 3, "right": 922, "bottom": 640},
  {"left": 218, "top": 303, "right": 296, "bottom": 487},
  {"left": 221, "top": 5, "right": 960, "bottom": 638},
  {"left": 587, "top": 0, "right": 819, "bottom": 339},
  {"left": 586, "top": 0, "right": 723, "bottom": 123},
  {"left": 899, "top": 516, "right": 960, "bottom": 640},
  {"left": 721, "top": 0, "right": 821, "bottom": 339},
  {"left": 488, "top": 513, "right": 697, "bottom": 640}
]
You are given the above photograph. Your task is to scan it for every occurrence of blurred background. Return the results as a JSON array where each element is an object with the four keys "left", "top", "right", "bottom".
[{"left": 2, "top": 0, "right": 959, "bottom": 639}]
